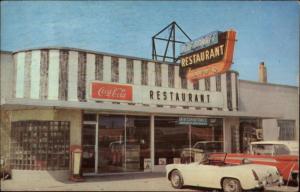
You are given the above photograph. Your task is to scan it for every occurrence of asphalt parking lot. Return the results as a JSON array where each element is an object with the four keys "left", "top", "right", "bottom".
[{"left": 1, "top": 172, "right": 298, "bottom": 191}]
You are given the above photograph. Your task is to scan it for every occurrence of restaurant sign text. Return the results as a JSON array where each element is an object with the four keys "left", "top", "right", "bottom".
[{"left": 90, "top": 81, "right": 224, "bottom": 108}]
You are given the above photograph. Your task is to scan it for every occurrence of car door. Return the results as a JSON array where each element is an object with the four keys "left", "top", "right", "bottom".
[{"left": 183, "top": 163, "right": 218, "bottom": 188}]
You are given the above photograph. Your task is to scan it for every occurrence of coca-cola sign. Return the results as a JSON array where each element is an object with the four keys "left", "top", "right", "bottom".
[{"left": 90, "top": 82, "right": 133, "bottom": 101}]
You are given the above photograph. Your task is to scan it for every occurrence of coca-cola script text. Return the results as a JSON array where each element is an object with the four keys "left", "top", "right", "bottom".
[{"left": 91, "top": 82, "right": 132, "bottom": 101}]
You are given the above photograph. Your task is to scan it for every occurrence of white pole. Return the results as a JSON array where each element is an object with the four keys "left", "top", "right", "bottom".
[
  {"left": 124, "top": 115, "right": 127, "bottom": 171},
  {"left": 150, "top": 114, "right": 155, "bottom": 171},
  {"left": 95, "top": 115, "right": 99, "bottom": 173}
]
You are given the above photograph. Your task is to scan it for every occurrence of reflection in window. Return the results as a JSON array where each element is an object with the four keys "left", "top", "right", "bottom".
[
  {"left": 126, "top": 116, "right": 150, "bottom": 171},
  {"left": 278, "top": 120, "right": 295, "bottom": 140},
  {"left": 97, "top": 115, "right": 150, "bottom": 173},
  {"left": 98, "top": 115, "right": 125, "bottom": 173},
  {"left": 252, "top": 144, "right": 273, "bottom": 155},
  {"left": 274, "top": 144, "right": 290, "bottom": 155},
  {"left": 154, "top": 117, "right": 188, "bottom": 165}
]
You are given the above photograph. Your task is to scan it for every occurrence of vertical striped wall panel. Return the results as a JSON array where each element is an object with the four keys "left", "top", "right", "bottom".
[
  {"left": 78, "top": 52, "right": 87, "bottom": 101},
  {"left": 30, "top": 50, "right": 41, "bottom": 99},
  {"left": 86, "top": 53, "right": 96, "bottom": 98},
  {"left": 118, "top": 58, "right": 127, "bottom": 84},
  {"left": 174, "top": 66, "right": 181, "bottom": 89},
  {"left": 12, "top": 49, "right": 239, "bottom": 112},
  {"left": 181, "top": 77, "right": 187, "bottom": 89},
  {"left": 126, "top": 59, "right": 134, "bottom": 84},
  {"left": 103, "top": 56, "right": 111, "bottom": 82},
  {"left": 40, "top": 50, "right": 49, "bottom": 99},
  {"left": 48, "top": 50, "right": 60, "bottom": 100},
  {"left": 226, "top": 72, "right": 233, "bottom": 111},
  {"left": 187, "top": 79, "right": 193, "bottom": 90},
  {"left": 68, "top": 51, "right": 78, "bottom": 101},
  {"left": 216, "top": 75, "right": 222, "bottom": 92},
  {"left": 95, "top": 54, "right": 103, "bottom": 81},
  {"left": 231, "top": 72, "right": 237, "bottom": 111},
  {"left": 235, "top": 74, "right": 239, "bottom": 110},
  {"left": 210, "top": 76, "right": 217, "bottom": 110},
  {"left": 161, "top": 64, "right": 168, "bottom": 87},
  {"left": 16, "top": 52, "right": 25, "bottom": 98},
  {"left": 198, "top": 79, "right": 205, "bottom": 91},
  {"left": 193, "top": 80, "right": 199, "bottom": 90},
  {"left": 168, "top": 65, "right": 175, "bottom": 88},
  {"left": 58, "top": 50, "right": 69, "bottom": 100},
  {"left": 141, "top": 61, "right": 148, "bottom": 85},
  {"left": 133, "top": 60, "right": 141, "bottom": 85},
  {"left": 23, "top": 51, "right": 32, "bottom": 98},
  {"left": 147, "top": 62, "right": 155, "bottom": 86},
  {"left": 210, "top": 76, "right": 216, "bottom": 91},
  {"left": 205, "top": 78, "right": 210, "bottom": 91},
  {"left": 221, "top": 73, "right": 228, "bottom": 110},
  {"left": 111, "top": 56, "right": 119, "bottom": 83},
  {"left": 155, "top": 63, "right": 162, "bottom": 87}
]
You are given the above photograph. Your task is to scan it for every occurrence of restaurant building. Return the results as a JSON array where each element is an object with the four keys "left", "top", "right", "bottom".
[{"left": 0, "top": 47, "right": 298, "bottom": 177}]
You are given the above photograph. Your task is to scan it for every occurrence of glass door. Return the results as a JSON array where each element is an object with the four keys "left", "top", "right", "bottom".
[
  {"left": 98, "top": 115, "right": 125, "bottom": 173},
  {"left": 82, "top": 124, "right": 96, "bottom": 173}
]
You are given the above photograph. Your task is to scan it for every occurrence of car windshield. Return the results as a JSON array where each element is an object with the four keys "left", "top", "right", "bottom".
[
  {"left": 193, "top": 142, "right": 222, "bottom": 152},
  {"left": 206, "top": 142, "right": 222, "bottom": 152},
  {"left": 252, "top": 144, "right": 273, "bottom": 155}
]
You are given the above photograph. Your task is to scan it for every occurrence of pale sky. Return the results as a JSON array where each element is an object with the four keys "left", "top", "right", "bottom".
[{"left": 1, "top": 1, "right": 299, "bottom": 86}]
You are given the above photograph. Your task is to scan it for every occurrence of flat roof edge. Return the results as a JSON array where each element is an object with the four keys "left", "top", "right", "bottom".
[
  {"left": 239, "top": 79, "right": 298, "bottom": 89},
  {"left": 12, "top": 46, "right": 179, "bottom": 65}
]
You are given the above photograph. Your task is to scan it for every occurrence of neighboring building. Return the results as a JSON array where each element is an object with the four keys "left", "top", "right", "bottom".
[{"left": 0, "top": 47, "right": 298, "bottom": 176}]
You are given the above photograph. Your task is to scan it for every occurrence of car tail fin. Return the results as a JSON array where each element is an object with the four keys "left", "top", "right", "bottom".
[{"left": 252, "top": 169, "right": 259, "bottom": 180}]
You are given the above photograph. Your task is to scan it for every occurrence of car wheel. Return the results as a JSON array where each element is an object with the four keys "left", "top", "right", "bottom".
[
  {"left": 222, "top": 178, "right": 242, "bottom": 192},
  {"left": 170, "top": 170, "right": 184, "bottom": 189}
]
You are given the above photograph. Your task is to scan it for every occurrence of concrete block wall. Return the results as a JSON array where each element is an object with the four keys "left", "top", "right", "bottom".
[{"left": 0, "top": 108, "right": 82, "bottom": 168}]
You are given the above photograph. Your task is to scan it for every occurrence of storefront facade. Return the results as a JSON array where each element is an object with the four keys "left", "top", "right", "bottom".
[{"left": 1, "top": 48, "right": 298, "bottom": 175}]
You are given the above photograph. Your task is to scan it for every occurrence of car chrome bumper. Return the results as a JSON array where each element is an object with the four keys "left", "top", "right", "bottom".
[{"left": 256, "top": 176, "right": 284, "bottom": 188}]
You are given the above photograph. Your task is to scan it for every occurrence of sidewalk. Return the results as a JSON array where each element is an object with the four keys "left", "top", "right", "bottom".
[{"left": 1, "top": 172, "right": 298, "bottom": 191}]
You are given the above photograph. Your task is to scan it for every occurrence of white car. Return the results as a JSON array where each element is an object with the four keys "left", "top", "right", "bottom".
[
  {"left": 166, "top": 156, "right": 283, "bottom": 192},
  {"left": 250, "top": 141, "right": 299, "bottom": 156}
]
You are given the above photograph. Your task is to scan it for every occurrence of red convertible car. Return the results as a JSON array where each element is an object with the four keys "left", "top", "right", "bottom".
[{"left": 210, "top": 153, "right": 298, "bottom": 185}]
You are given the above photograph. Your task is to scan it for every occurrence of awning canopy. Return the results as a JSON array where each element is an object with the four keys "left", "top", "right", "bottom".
[{"left": 1, "top": 98, "right": 281, "bottom": 119}]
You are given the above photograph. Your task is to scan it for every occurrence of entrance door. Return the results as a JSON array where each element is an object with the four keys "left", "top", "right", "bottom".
[
  {"left": 82, "top": 124, "right": 96, "bottom": 173},
  {"left": 98, "top": 115, "right": 125, "bottom": 173}
]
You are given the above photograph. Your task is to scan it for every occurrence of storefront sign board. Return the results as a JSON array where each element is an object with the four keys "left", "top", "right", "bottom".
[
  {"left": 134, "top": 85, "right": 224, "bottom": 108},
  {"left": 90, "top": 82, "right": 132, "bottom": 101},
  {"left": 180, "top": 31, "right": 219, "bottom": 55},
  {"left": 179, "top": 30, "right": 236, "bottom": 81},
  {"left": 178, "top": 117, "right": 208, "bottom": 125},
  {"left": 90, "top": 81, "right": 224, "bottom": 108}
]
